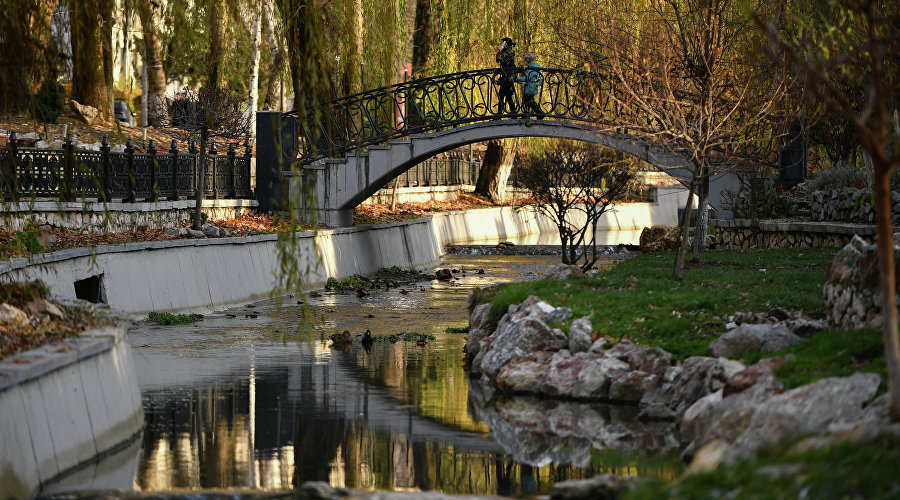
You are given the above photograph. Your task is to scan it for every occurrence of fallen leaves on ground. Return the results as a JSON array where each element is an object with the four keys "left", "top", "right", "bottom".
[
  {"left": 354, "top": 192, "right": 504, "bottom": 224},
  {"left": 0, "top": 281, "right": 107, "bottom": 361}
]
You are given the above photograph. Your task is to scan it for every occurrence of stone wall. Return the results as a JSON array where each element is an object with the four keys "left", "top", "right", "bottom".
[
  {"left": 711, "top": 219, "right": 877, "bottom": 249},
  {"left": 823, "top": 235, "right": 900, "bottom": 329},
  {"left": 1, "top": 199, "right": 259, "bottom": 233},
  {"left": 808, "top": 188, "right": 900, "bottom": 224}
]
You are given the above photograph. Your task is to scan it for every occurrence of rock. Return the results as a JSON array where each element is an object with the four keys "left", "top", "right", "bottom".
[
  {"left": 782, "top": 317, "right": 827, "bottom": 337},
  {"left": 469, "top": 303, "right": 492, "bottom": 331},
  {"left": 667, "top": 356, "right": 745, "bottom": 416},
  {"left": 298, "top": 480, "right": 336, "bottom": 499},
  {"left": 639, "top": 226, "right": 681, "bottom": 252},
  {"left": 568, "top": 317, "right": 593, "bottom": 353},
  {"left": 111, "top": 143, "right": 126, "bottom": 153},
  {"left": 185, "top": 228, "right": 206, "bottom": 238},
  {"left": 201, "top": 223, "right": 221, "bottom": 237},
  {"left": 0, "top": 303, "right": 30, "bottom": 327},
  {"left": 218, "top": 227, "right": 231, "bottom": 237},
  {"left": 603, "top": 338, "right": 670, "bottom": 375},
  {"left": 588, "top": 337, "right": 607, "bottom": 354},
  {"left": 23, "top": 298, "right": 65, "bottom": 320},
  {"left": 724, "top": 372, "right": 883, "bottom": 461},
  {"left": 435, "top": 268, "right": 452, "bottom": 280},
  {"left": 69, "top": 99, "right": 99, "bottom": 125},
  {"left": 551, "top": 473, "right": 637, "bottom": 500},
  {"left": 478, "top": 315, "right": 566, "bottom": 378},
  {"left": 684, "top": 372, "right": 884, "bottom": 464},
  {"left": 723, "top": 355, "right": 793, "bottom": 397},
  {"left": 545, "top": 264, "right": 585, "bottom": 280},
  {"left": 496, "top": 352, "right": 552, "bottom": 392},
  {"left": 544, "top": 306, "right": 573, "bottom": 324},
  {"left": 609, "top": 370, "right": 657, "bottom": 402},
  {"left": 709, "top": 323, "right": 804, "bottom": 357},
  {"left": 163, "top": 227, "right": 179, "bottom": 236}
]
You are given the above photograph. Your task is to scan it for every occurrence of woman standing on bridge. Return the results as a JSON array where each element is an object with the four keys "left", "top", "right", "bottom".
[{"left": 496, "top": 37, "right": 518, "bottom": 114}]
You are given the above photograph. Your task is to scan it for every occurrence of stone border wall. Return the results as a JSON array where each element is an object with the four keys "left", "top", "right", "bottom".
[
  {"left": 1, "top": 199, "right": 259, "bottom": 233},
  {"left": 0, "top": 322, "right": 144, "bottom": 499},
  {"left": 711, "top": 219, "right": 877, "bottom": 249}
]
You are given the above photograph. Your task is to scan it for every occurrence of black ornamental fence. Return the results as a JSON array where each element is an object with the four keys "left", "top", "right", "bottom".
[
  {"left": 392, "top": 152, "right": 482, "bottom": 188},
  {"left": 0, "top": 132, "right": 253, "bottom": 203}
]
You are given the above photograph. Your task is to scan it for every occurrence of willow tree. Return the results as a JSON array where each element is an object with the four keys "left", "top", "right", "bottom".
[
  {"left": 70, "top": 0, "right": 115, "bottom": 115},
  {"left": 759, "top": 0, "right": 900, "bottom": 420},
  {"left": 137, "top": 0, "right": 168, "bottom": 126},
  {"left": 0, "top": 0, "right": 56, "bottom": 113}
]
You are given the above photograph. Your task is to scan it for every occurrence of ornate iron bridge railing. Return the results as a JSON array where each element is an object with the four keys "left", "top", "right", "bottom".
[
  {"left": 289, "top": 67, "right": 625, "bottom": 163},
  {"left": 0, "top": 133, "right": 253, "bottom": 203}
]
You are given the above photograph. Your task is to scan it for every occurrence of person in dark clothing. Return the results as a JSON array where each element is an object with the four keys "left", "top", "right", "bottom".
[{"left": 495, "top": 37, "right": 518, "bottom": 114}]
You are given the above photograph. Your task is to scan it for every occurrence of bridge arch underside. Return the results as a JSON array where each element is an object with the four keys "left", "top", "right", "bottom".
[{"left": 302, "top": 120, "right": 739, "bottom": 227}]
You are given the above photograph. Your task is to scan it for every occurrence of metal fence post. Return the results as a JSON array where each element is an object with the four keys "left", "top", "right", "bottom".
[
  {"left": 227, "top": 141, "right": 236, "bottom": 198},
  {"left": 148, "top": 139, "right": 158, "bottom": 202},
  {"left": 243, "top": 141, "right": 253, "bottom": 198},
  {"left": 126, "top": 138, "right": 136, "bottom": 203},
  {"left": 4, "top": 131, "right": 19, "bottom": 202},
  {"left": 169, "top": 140, "right": 180, "bottom": 201},
  {"left": 209, "top": 139, "right": 218, "bottom": 199},
  {"left": 188, "top": 137, "right": 198, "bottom": 195},
  {"left": 63, "top": 132, "right": 74, "bottom": 202},
  {"left": 100, "top": 135, "right": 110, "bottom": 202}
]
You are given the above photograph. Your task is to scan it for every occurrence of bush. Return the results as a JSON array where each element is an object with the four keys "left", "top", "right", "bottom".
[
  {"left": 28, "top": 77, "right": 65, "bottom": 123},
  {"left": 10, "top": 220, "right": 44, "bottom": 255}
]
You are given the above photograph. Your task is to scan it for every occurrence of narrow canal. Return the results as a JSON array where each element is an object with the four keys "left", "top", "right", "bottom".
[{"left": 127, "top": 251, "right": 680, "bottom": 497}]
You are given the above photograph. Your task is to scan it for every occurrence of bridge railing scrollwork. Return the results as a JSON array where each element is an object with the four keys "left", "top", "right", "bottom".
[{"left": 288, "top": 67, "right": 621, "bottom": 164}]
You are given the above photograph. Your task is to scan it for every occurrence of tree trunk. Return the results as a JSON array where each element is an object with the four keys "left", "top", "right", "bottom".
[
  {"left": 70, "top": 0, "right": 113, "bottom": 114},
  {"left": 207, "top": 0, "right": 226, "bottom": 87},
  {"left": 475, "top": 138, "right": 516, "bottom": 203},
  {"left": 412, "top": 0, "right": 437, "bottom": 73},
  {"left": 261, "top": 0, "right": 283, "bottom": 110},
  {"left": 194, "top": 131, "right": 209, "bottom": 230},
  {"left": 874, "top": 165, "right": 900, "bottom": 420},
  {"left": 137, "top": 0, "right": 168, "bottom": 126},
  {"left": 674, "top": 163, "right": 701, "bottom": 281},
  {"left": 248, "top": 0, "right": 262, "bottom": 136},
  {"left": 692, "top": 166, "right": 710, "bottom": 259}
]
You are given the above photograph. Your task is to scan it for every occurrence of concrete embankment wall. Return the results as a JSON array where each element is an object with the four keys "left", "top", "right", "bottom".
[
  {"left": 0, "top": 193, "right": 683, "bottom": 315},
  {"left": 0, "top": 323, "right": 144, "bottom": 499}
]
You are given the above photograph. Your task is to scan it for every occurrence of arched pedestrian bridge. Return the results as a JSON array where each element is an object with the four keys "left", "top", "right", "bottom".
[{"left": 257, "top": 68, "right": 751, "bottom": 227}]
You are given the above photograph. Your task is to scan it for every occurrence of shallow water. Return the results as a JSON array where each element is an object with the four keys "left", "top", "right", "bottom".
[{"left": 127, "top": 253, "right": 680, "bottom": 497}]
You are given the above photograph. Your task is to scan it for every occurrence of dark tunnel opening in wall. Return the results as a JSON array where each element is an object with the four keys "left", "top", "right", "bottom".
[{"left": 74, "top": 274, "right": 106, "bottom": 304}]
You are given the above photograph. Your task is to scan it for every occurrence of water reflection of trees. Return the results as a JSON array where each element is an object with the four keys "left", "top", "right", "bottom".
[{"left": 135, "top": 363, "right": 618, "bottom": 495}]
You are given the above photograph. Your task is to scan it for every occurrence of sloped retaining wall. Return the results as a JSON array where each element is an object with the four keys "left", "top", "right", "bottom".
[
  {"left": 0, "top": 322, "right": 144, "bottom": 499},
  {"left": 711, "top": 219, "right": 877, "bottom": 249},
  {"left": 0, "top": 197, "right": 681, "bottom": 315}
]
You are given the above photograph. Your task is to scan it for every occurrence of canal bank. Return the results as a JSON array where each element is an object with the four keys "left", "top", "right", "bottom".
[
  {"left": 0, "top": 320, "right": 144, "bottom": 499},
  {"left": 1, "top": 190, "right": 685, "bottom": 316}
]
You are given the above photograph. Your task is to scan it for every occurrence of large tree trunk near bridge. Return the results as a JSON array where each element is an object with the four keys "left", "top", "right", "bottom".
[{"left": 475, "top": 139, "right": 517, "bottom": 203}]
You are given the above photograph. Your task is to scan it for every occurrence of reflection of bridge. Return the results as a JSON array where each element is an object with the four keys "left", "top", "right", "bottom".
[{"left": 256, "top": 68, "right": 746, "bottom": 227}]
